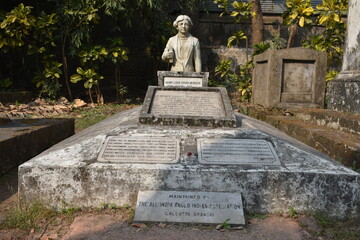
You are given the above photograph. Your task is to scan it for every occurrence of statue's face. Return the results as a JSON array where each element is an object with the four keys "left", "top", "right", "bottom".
[{"left": 177, "top": 20, "right": 190, "bottom": 34}]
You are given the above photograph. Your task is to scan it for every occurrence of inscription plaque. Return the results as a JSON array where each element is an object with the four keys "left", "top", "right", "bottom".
[
  {"left": 134, "top": 190, "right": 245, "bottom": 225},
  {"left": 164, "top": 77, "right": 203, "bottom": 87},
  {"left": 150, "top": 90, "right": 225, "bottom": 117},
  {"left": 197, "top": 138, "right": 280, "bottom": 165},
  {"left": 98, "top": 136, "right": 179, "bottom": 163}
]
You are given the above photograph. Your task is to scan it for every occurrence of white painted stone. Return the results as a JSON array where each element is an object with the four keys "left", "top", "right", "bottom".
[
  {"left": 342, "top": 0, "right": 360, "bottom": 71},
  {"left": 197, "top": 138, "right": 280, "bottom": 165},
  {"left": 98, "top": 136, "right": 180, "bottom": 163},
  {"left": 150, "top": 90, "right": 225, "bottom": 117},
  {"left": 134, "top": 191, "right": 245, "bottom": 225},
  {"left": 164, "top": 77, "right": 203, "bottom": 87}
]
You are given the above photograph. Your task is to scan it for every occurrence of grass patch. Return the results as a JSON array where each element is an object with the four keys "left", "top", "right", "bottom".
[
  {"left": 53, "top": 103, "right": 138, "bottom": 131},
  {"left": 247, "top": 212, "right": 268, "bottom": 219},
  {"left": 312, "top": 213, "right": 360, "bottom": 240},
  {"left": 1, "top": 202, "right": 58, "bottom": 231}
]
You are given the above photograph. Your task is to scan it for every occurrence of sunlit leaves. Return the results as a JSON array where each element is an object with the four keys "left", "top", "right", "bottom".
[
  {"left": 227, "top": 30, "right": 247, "bottom": 48},
  {"left": 283, "top": 0, "right": 314, "bottom": 27}
]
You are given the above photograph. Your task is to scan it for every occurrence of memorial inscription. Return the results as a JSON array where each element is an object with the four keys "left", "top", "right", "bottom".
[
  {"left": 98, "top": 136, "right": 179, "bottom": 163},
  {"left": 164, "top": 77, "right": 203, "bottom": 87},
  {"left": 134, "top": 190, "right": 245, "bottom": 225},
  {"left": 197, "top": 138, "right": 280, "bottom": 165},
  {"left": 150, "top": 90, "right": 225, "bottom": 117}
]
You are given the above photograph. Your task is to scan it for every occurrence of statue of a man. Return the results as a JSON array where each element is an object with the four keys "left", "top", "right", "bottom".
[{"left": 162, "top": 15, "right": 202, "bottom": 72}]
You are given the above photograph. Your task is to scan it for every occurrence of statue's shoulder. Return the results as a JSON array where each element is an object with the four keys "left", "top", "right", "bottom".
[
  {"left": 188, "top": 35, "right": 199, "bottom": 45},
  {"left": 168, "top": 35, "right": 177, "bottom": 42}
]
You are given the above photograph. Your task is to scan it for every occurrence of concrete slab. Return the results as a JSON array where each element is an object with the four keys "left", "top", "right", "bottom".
[
  {"left": 0, "top": 118, "right": 74, "bottom": 176},
  {"left": 18, "top": 107, "right": 360, "bottom": 219}
]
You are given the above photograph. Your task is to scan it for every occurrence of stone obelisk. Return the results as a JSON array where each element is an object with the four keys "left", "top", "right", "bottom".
[{"left": 328, "top": 0, "right": 360, "bottom": 113}]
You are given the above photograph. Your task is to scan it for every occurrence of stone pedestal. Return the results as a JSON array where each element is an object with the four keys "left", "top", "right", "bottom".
[
  {"left": 252, "top": 48, "right": 327, "bottom": 109},
  {"left": 328, "top": 0, "right": 360, "bottom": 114}
]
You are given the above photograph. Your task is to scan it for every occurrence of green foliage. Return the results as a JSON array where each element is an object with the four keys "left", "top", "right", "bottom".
[
  {"left": 247, "top": 212, "right": 268, "bottom": 219},
  {"left": 33, "top": 56, "right": 62, "bottom": 99},
  {"left": 214, "top": 0, "right": 254, "bottom": 21},
  {"left": 0, "top": 0, "right": 164, "bottom": 100},
  {"left": 220, "top": 218, "right": 231, "bottom": 229},
  {"left": 317, "top": 0, "right": 348, "bottom": 26},
  {"left": 253, "top": 42, "right": 271, "bottom": 56},
  {"left": 288, "top": 207, "right": 298, "bottom": 218},
  {"left": 326, "top": 70, "right": 339, "bottom": 82},
  {"left": 214, "top": 59, "right": 253, "bottom": 102},
  {"left": 61, "top": 206, "right": 81, "bottom": 216},
  {"left": 302, "top": 0, "right": 347, "bottom": 65},
  {"left": 227, "top": 30, "right": 247, "bottom": 48},
  {"left": 107, "top": 38, "right": 129, "bottom": 64},
  {"left": 27, "top": 12, "right": 58, "bottom": 55},
  {"left": 0, "top": 77, "right": 12, "bottom": 90},
  {"left": 265, "top": 33, "right": 287, "bottom": 50},
  {"left": 71, "top": 67, "right": 103, "bottom": 90},
  {"left": 283, "top": 0, "right": 314, "bottom": 28},
  {"left": 0, "top": 4, "right": 35, "bottom": 50}
]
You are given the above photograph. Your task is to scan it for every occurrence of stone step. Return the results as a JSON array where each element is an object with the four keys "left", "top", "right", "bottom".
[
  {"left": 266, "top": 115, "right": 360, "bottom": 170},
  {"left": 290, "top": 108, "right": 360, "bottom": 137}
]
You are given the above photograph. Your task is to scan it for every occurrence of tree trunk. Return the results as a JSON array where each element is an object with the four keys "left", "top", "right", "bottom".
[
  {"left": 62, "top": 32, "right": 73, "bottom": 100},
  {"left": 287, "top": 24, "right": 298, "bottom": 48},
  {"left": 250, "top": 0, "right": 264, "bottom": 46}
]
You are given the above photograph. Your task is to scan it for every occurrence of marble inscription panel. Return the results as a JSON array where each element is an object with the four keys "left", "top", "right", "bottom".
[
  {"left": 197, "top": 138, "right": 280, "bottom": 165},
  {"left": 98, "top": 136, "right": 179, "bottom": 163},
  {"left": 150, "top": 90, "right": 225, "bottom": 117},
  {"left": 134, "top": 190, "right": 245, "bottom": 224}
]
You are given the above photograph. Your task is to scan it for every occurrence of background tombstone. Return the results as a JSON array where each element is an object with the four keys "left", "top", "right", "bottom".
[
  {"left": 252, "top": 48, "right": 327, "bottom": 109},
  {"left": 328, "top": 0, "right": 360, "bottom": 114}
]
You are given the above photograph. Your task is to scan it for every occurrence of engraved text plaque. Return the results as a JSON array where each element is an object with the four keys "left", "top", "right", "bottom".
[{"left": 98, "top": 136, "right": 180, "bottom": 163}]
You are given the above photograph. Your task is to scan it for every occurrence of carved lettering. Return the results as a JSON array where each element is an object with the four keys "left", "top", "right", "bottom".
[
  {"left": 150, "top": 90, "right": 225, "bottom": 117},
  {"left": 98, "top": 136, "right": 179, "bottom": 163}
]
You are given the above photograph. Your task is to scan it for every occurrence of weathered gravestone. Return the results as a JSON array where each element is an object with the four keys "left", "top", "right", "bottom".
[
  {"left": 252, "top": 48, "right": 327, "bottom": 108},
  {"left": 139, "top": 86, "right": 236, "bottom": 128},
  {"left": 18, "top": 14, "right": 360, "bottom": 223},
  {"left": 328, "top": 0, "right": 360, "bottom": 114}
]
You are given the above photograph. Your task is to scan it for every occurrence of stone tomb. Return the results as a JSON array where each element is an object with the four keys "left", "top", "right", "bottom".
[
  {"left": 134, "top": 190, "right": 245, "bottom": 225},
  {"left": 139, "top": 86, "right": 236, "bottom": 127},
  {"left": 157, "top": 71, "right": 209, "bottom": 88},
  {"left": 18, "top": 108, "right": 360, "bottom": 219},
  {"left": 252, "top": 48, "right": 327, "bottom": 108}
]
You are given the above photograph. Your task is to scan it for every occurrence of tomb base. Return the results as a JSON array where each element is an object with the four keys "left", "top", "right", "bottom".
[
  {"left": 327, "top": 72, "right": 360, "bottom": 114},
  {"left": 18, "top": 107, "right": 360, "bottom": 219}
]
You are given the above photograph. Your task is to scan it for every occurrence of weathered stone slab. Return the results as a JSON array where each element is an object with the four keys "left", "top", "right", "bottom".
[
  {"left": 134, "top": 190, "right": 245, "bottom": 225},
  {"left": 252, "top": 48, "right": 327, "bottom": 108},
  {"left": 197, "top": 138, "right": 280, "bottom": 165},
  {"left": 139, "top": 86, "right": 236, "bottom": 127},
  {"left": 18, "top": 107, "right": 360, "bottom": 219},
  {"left": 98, "top": 136, "right": 179, "bottom": 163},
  {"left": 158, "top": 71, "right": 209, "bottom": 87},
  {"left": 0, "top": 118, "right": 74, "bottom": 176}
]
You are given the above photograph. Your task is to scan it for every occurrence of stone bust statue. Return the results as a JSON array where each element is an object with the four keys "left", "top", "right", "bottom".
[{"left": 162, "top": 15, "right": 202, "bottom": 72}]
